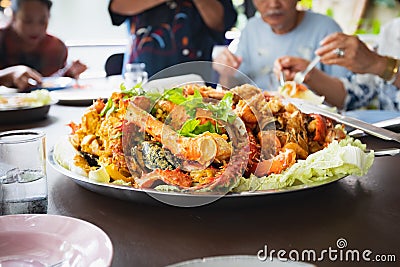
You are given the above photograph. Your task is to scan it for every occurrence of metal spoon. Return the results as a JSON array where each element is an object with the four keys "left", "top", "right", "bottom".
[{"left": 368, "top": 148, "right": 400, "bottom": 157}]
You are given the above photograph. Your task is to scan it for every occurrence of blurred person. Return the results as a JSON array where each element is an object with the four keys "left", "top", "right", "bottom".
[
  {"left": 213, "top": 0, "right": 348, "bottom": 90},
  {"left": 275, "top": 31, "right": 400, "bottom": 111},
  {"left": 108, "top": 0, "right": 237, "bottom": 77},
  {"left": 376, "top": 17, "right": 400, "bottom": 58},
  {"left": 0, "top": 0, "right": 87, "bottom": 92}
]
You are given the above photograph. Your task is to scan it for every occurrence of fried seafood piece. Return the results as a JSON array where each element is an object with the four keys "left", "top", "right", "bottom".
[
  {"left": 154, "top": 99, "right": 215, "bottom": 131},
  {"left": 234, "top": 92, "right": 277, "bottom": 130},
  {"left": 138, "top": 141, "right": 174, "bottom": 171},
  {"left": 230, "top": 84, "right": 262, "bottom": 103},
  {"left": 258, "top": 130, "right": 281, "bottom": 158},
  {"left": 184, "top": 84, "right": 227, "bottom": 100},
  {"left": 125, "top": 102, "right": 232, "bottom": 168},
  {"left": 68, "top": 94, "right": 133, "bottom": 182},
  {"left": 136, "top": 169, "right": 194, "bottom": 188},
  {"left": 184, "top": 83, "right": 263, "bottom": 104},
  {"left": 244, "top": 127, "right": 261, "bottom": 176},
  {"left": 136, "top": 137, "right": 250, "bottom": 191},
  {"left": 254, "top": 148, "right": 297, "bottom": 177}
]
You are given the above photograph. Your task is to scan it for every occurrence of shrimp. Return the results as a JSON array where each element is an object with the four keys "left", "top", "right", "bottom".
[
  {"left": 254, "top": 148, "right": 296, "bottom": 177},
  {"left": 235, "top": 99, "right": 258, "bottom": 126},
  {"left": 184, "top": 84, "right": 227, "bottom": 100},
  {"left": 125, "top": 102, "right": 232, "bottom": 167},
  {"left": 137, "top": 168, "right": 193, "bottom": 188},
  {"left": 283, "top": 142, "right": 308, "bottom": 159},
  {"left": 308, "top": 114, "right": 327, "bottom": 143}
]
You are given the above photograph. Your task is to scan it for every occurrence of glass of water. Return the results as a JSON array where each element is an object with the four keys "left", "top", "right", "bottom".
[
  {"left": 124, "top": 63, "right": 148, "bottom": 89},
  {"left": 0, "top": 130, "right": 48, "bottom": 215}
]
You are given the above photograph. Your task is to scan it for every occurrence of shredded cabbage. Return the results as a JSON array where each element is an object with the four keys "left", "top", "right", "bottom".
[{"left": 89, "top": 166, "right": 110, "bottom": 183}]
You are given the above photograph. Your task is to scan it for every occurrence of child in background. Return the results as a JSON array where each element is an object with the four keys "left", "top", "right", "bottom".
[{"left": 0, "top": 0, "right": 87, "bottom": 92}]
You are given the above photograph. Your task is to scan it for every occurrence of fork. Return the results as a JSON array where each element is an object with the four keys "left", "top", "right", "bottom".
[
  {"left": 293, "top": 56, "right": 321, "bottom": 84},
  {"left": 279, "top": 71, "right": 286, "bottom": 87}
]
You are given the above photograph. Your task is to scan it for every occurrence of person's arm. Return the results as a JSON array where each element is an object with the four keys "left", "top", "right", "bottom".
[
  {"left": 63, "top": 60, "right": 88, "bottom": 79},
  {"left": 213, "top": 48, "right": 242, "bottom": 88},
  {"left": 391, "top": 65, "right": 400, "bottom": 89},
  {"left": 0, "top": 66, "right": 42, "bottom": 92},
  {"left": 316, "top": 32, "right": 385, "bottom": 75},
  {"left": 192, "top": 0, "right": 225, "bottom": 31},
  {"left": 316, "top": 32, "right": 400, "bottom": 90},
  {"left": 109, "top": 0, "right": 167, "bottom": 15},
  {"left": 275, "top": 56, "right": 347, "bottom": 109},
  {"left": 303, "top": 68, "right": 347, "bottom": 109}
]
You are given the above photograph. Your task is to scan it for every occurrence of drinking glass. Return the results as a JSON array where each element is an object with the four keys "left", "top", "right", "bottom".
[
  {"left": 0, "top": 130, "right": 48, "bottom": 215},
  {"left": 124, "top": 63, "right": 148, "bottom": 88}
]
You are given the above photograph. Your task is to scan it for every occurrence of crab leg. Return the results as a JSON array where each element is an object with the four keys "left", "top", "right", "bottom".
[{"left": 125, "top": 102, "right": 232, "bottom": 167}]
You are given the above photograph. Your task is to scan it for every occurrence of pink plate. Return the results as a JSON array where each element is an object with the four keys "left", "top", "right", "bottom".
[{"left": 0, "top": 214, "right": 113, "bottom": 267}]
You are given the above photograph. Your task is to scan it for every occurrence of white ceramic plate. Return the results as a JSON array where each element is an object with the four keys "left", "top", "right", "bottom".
[
  {"left": 38, "top": 77, "right": 75, "bottom": 91},
  {"left": 0, "top": 214, "right": 113, "bottom": 267},
  {"left": 49, "top": 76, "right": 123, "bottom": 106},
  {"left": 166, "top": 255, "right": 316, "bottom": 267},
  {"left": 50, "top": 89, "right": 113, "bottom": 106}
]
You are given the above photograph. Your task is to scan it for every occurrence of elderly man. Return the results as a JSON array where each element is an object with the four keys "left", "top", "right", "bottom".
[
  {"left": 275, "top": 30, "right": 400, "bottom": 111},
  {"left": 213, "top": 0, "right": 347, "bottom": 90}
]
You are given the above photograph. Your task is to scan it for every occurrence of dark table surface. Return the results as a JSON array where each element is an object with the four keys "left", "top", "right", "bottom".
[{"left": 1, "top": 103, "right": 399, "bottom": 267}]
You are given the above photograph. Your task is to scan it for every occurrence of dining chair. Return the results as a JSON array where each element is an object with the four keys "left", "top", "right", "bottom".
[{"left": 104, "top": 53, "right": 124, "bottom": 77}]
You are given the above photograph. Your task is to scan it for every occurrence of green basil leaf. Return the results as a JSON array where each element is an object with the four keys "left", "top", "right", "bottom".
[{"left": 178, "top": 119, "right": 201, "bottom": 137}]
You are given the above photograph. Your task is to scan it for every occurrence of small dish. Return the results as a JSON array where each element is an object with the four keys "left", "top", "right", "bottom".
[
  {"left": 37, "top": 77, "right": 75, "bottom": 91},
  {"left": 0, "top": 214, "right": 113, "bottom": 267},
  {"left": 0, "top": 91, "right": 57, "bottom": 124},
  {"left": 50, "top": 89, "right": 111, "bottom": 106}
]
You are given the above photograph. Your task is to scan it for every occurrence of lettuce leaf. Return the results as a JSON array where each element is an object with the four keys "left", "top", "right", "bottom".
[{"left": 232, "top": 136, "right": 374, "bottom": 192}]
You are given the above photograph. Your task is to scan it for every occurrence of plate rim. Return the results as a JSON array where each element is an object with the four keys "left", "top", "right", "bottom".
[
  {"left": 165, "top": 255, "right": 316, "bottom": 267},
  {"left": 38, "top": 76, "right": 75, "bottom": 91},
  {"left": 0, "top": 103, "right": 56, "bottom": 124},
  {"left": 0, "top": 214, "right": 113, "bottom": 266},
  {"left": 49, "top": 89, "right": 113, "bottom": 106},
  {"left": 48, "top": 145, "right": 347, "bottom": 201}
]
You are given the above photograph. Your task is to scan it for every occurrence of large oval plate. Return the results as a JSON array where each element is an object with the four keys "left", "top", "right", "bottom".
[{"left": 48, "top": 145, "right": 348, "bottom": 207}]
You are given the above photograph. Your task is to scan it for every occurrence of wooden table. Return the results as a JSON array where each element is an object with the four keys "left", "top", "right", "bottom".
[{"left": 1, "top": 104, "right": 399, "bottom": 267}]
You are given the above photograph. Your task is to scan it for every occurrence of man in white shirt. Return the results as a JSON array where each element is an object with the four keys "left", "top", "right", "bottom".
[
  {"left": 213, "top": 0, "right": 348, "bottom": 90},
  {"left": 377, "top": 17, "right": 400, "bottom": 58}
]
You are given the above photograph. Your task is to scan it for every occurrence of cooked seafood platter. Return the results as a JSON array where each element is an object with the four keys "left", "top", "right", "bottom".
[{"left": 53, "top": 82, "right": 374, "bottom": 196}]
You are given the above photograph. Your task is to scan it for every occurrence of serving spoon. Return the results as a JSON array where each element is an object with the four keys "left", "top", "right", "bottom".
[{"left": 368, "top": 148, "right": 400, "bottom": 157}]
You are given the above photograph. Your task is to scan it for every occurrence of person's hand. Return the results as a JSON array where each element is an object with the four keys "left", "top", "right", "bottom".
[
  {"left": 213, "top": 48, "right": 242, "bottom": 77},
  {"left": 315, "top": 32, "right": 381, "bottom": 74},
  {"left": 0, "top": 65, "right": 42, "bottom": 92},
  {"left": 64, "top": 60, "right": 87, "bottom": 79},
  {"left": 274, "top": 56, "right": 311, "bottom": 82}
]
